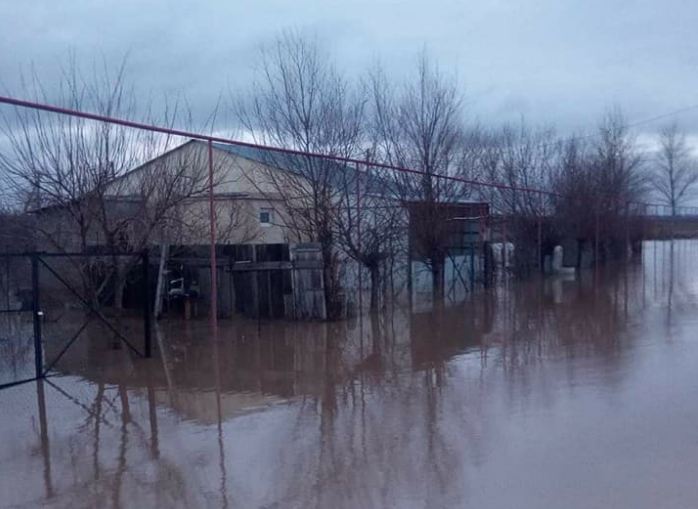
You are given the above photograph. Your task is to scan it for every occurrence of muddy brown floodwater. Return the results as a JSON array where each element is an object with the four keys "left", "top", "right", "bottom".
[{"left": 2, "top": 240, "right": 698, "bottom": 508}]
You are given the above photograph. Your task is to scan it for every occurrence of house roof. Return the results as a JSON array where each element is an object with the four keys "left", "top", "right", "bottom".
[
  {"left": 211, "top": 142, "right": 391, "bottom": 195},
  {"left": 25, "top": 140, "right": 201, "bottom": 214},
  {"left": 29, "top": 139, "right": 483, "bottom": 214},
  {"left": 212, "top": 142, "right": 346, "bottom": 175},
  {"left": 212, "top": 143, "right": 488, "bottom": 205}
]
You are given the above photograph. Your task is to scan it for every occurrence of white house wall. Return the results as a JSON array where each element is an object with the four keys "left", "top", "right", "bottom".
[{"left": 109, "top": 140, "right": 299, "bottom": 246}]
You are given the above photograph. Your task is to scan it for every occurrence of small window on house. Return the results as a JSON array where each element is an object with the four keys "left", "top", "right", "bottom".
[{"left": 259, "top": 208, "right": 273, "bottom": 226}]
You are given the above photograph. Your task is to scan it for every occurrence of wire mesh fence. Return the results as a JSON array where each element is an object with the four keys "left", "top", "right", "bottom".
[{"left": 0, "top": 252, "right": 151, "bottom": 389}]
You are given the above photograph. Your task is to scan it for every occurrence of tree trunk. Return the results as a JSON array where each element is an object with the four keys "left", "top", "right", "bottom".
[
  {"left": 153, "top": 244, "right": 169, "bottom": 319},
  {"left": 321, "top": 241, "right": 341, "bottom": 320},
  {"left": 431, "top": 257, "right": 445, "bottom": 303},
  {"left": 369, "top": 264, "right": 380, "bottom": 313},
  {"left": 112, "top": 256, "right": 127, "bottom": 312}
]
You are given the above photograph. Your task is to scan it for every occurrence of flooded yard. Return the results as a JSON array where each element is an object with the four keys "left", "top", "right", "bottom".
[{"left": 2, "top": 240, "right": 698, "bottom": 508}]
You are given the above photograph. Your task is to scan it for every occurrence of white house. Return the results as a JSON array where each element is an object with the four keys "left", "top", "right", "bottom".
[{"left": 32, "top": 138, "right": 491, "bottom": 320}]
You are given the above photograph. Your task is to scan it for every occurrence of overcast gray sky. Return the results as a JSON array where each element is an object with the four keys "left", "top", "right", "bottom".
[{"left": 1, "top": 0, "right": 698, "bottom": 139}]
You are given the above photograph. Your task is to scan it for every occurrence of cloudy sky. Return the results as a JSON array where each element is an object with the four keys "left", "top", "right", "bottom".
[{"left": 1, "top": 0, "right": 698, "bottom": 140}]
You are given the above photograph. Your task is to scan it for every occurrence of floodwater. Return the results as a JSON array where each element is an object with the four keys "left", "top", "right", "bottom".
[{"left": 2, "top": 240, "right": 698, "bottom": 508}]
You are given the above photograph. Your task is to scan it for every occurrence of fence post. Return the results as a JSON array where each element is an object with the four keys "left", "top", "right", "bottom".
[
  {"left": 142, "top": 250, "right": 152, "bottom": 358},
  {"left": 31, "top": 253, "right": 43, "bottom": 379},
  {"left": 208, "top": 140, "right": 218, "bottom": 331}
]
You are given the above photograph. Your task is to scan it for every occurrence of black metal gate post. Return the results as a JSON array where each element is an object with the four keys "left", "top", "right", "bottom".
[
  {"left": 142, "top": 250, "right": 152, "bottom": 358},
  {"left": 31, "top": 253, "right": 43, "bottom": 379}
]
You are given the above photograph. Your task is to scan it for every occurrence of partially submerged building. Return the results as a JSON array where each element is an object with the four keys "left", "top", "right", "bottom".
[{"left": 28, "top": 140, "right": 491, "bottom": 319}]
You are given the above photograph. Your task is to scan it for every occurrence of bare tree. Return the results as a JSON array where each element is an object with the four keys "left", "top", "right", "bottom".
[
  {"left": 235, "top": 31, "right": 364, "bottom": 319},
  {"left": 367, "top": 53, "right": 471, "bottom": 301},
  {"left": 477, "top": 122, "right": 556, "bottom": 272},
  {"left": 550, "top": 136, "right": 595, "bottom": 253},
  {"left": 333, "top": 157, "right": 405, "bottom": 313},
  {"left": 550, "top": 109, "right": 646, "bottom": 265},
  {"left": 0, "top": 57, "right": 212, "bottom": 309},
  {"left": 477, "top": 109, "right": 646, "bottom": 271},
  {"left": 591, "top": 108, "right": 646, "bottom": 259},
  {"left": 478, "top": 123, "right": 555, "bottom": 214},
  {"left": 651, "top": 122, "right": 698, "bottom": 216},
  {"left": 595, "top": 109, "right": 645, "bottom": 200}
]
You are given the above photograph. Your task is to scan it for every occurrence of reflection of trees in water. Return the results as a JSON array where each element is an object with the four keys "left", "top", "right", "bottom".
[
  {"left": 667, "top": 242, "right": 674, "bottom": 330},
  {"left": 486, "top": 267, "right": 646, "bottom": 371},
  {"left": 19, "top": 377, "right": 199, "bottom": 509},
  {"left": 651, "top": 240, "right": 696, "bottom": 336},
  {"left": 17, "top": 244, "right": 698, "bottom": 508},
  {"left": 261, "top": 315, "right": 471, "bottom": 508},
  {"left": 51, "top": 275, "right": 644, "bottom": 506}
]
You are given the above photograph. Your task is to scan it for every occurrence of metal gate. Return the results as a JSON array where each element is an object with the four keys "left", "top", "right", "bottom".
[{"left": 0, "top": 251, "right": 152, "bottom": 390}]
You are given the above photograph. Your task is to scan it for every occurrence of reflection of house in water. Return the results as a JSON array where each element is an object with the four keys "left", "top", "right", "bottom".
[
  {"left": 39, "top": 267, "right": 640, "bottom": 427},
  {"left": 40, "top": 264, "right": 639, "bottom": 421},
  {"left": 44, "top": 317, "right": 389, "bottom": 423},
  {"left": 6, "top": 244, "right": 687, "bottom": 509},
  {"left": 150, "top": 388, "right": 284, "bottom": 426}
]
